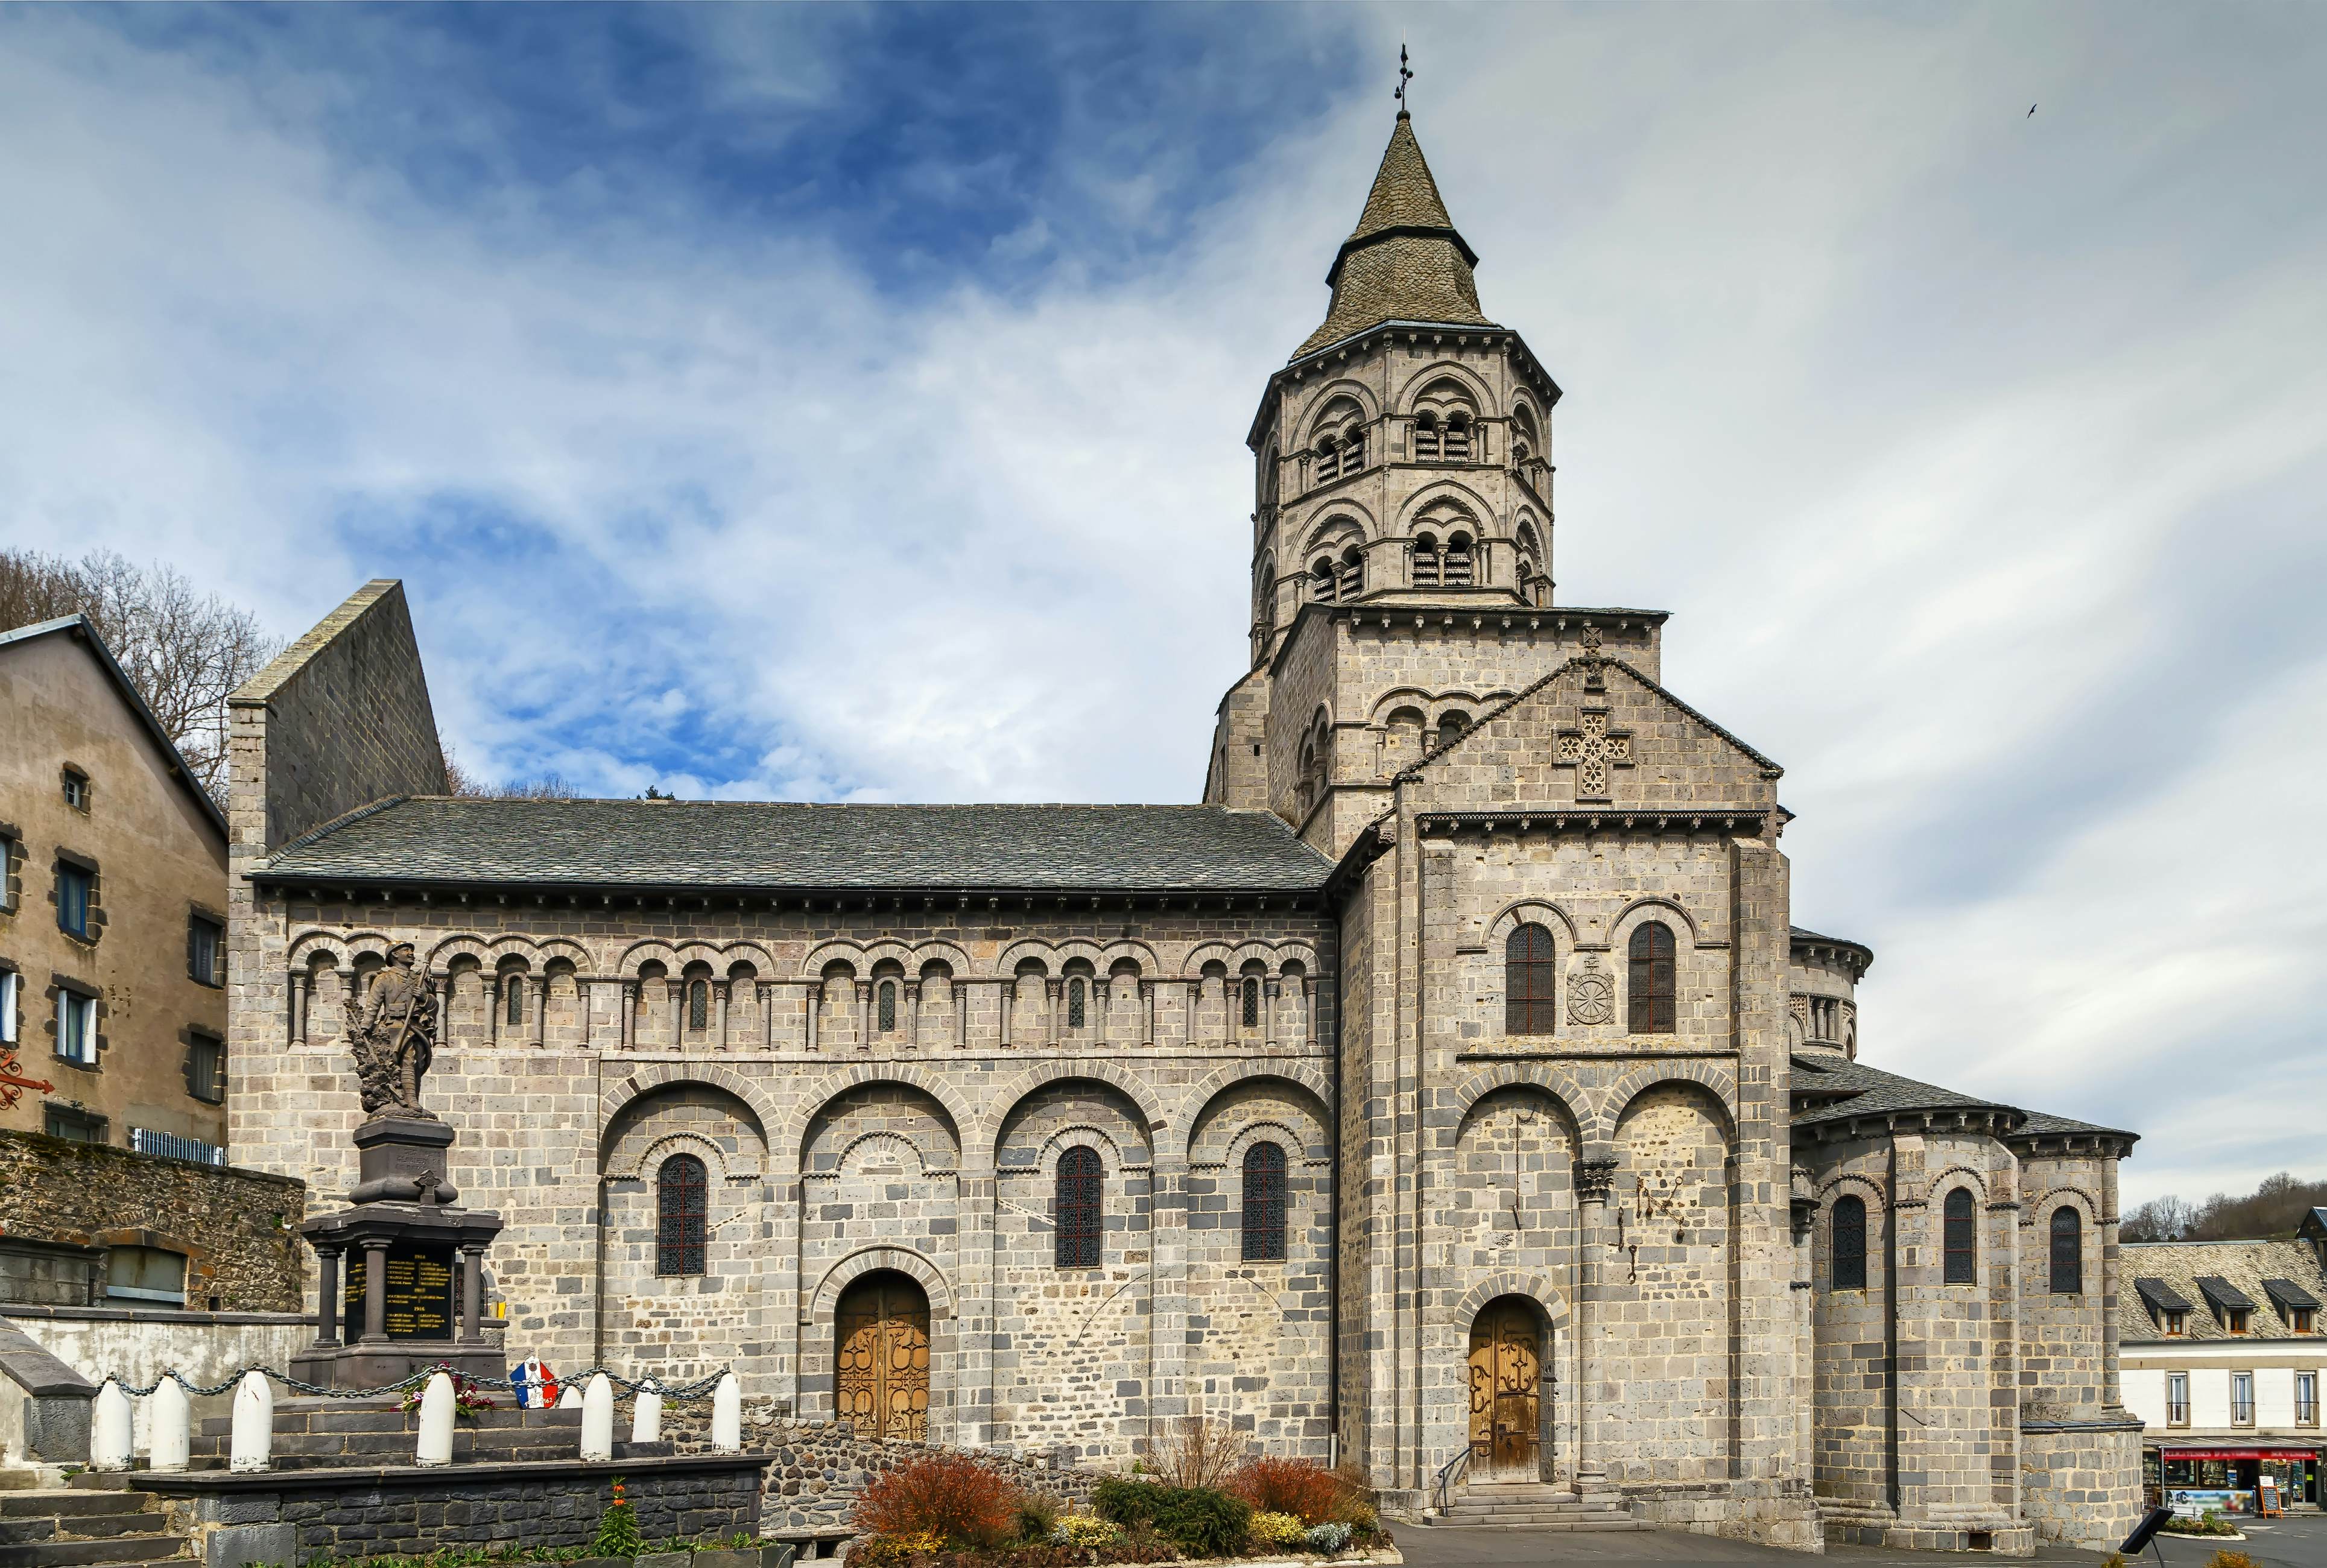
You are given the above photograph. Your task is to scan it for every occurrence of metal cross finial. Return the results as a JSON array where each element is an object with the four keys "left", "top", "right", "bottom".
[{"left": 1396, "top": 43, "right": 1413, "bottom": 110}]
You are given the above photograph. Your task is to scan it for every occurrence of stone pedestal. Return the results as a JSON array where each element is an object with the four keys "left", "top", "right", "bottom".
[{"left": 291, "top": 1116, "right": 505, "bottom": 1390}]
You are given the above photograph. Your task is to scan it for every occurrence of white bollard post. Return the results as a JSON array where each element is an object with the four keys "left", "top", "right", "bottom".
[
  {"left": 149, "top": 1378, "right": 191, "bottom": 1473},
  {"left": 230, "top": 1371, "right": 274, "bottom": 1473},
  {"left": 90, "top": 1380, "right": 134, "bottom": 1472},
  {"left": 557, "top": 1383, "right": 583, "bottom": 1411},
  {"left": 630, "top": 1388, "right": 662, "bottom": 1444},
  {"left": 580, "top": 1373, "right": 614, "bottom": 1461},
  {"left": 415, "top": 1372, "right": 455, "bottom": 1468},
  {"left": 711, "top": 1374, "right": 742, "bottom": 1454}
]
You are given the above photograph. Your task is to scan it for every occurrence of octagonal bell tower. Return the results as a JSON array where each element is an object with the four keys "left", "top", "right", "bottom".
[{"left": 1208, "top": 112, "right": 1606, "bottom": 855}]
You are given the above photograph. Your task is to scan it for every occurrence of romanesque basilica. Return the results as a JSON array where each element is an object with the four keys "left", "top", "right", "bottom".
[{"left": 224, "top": 112, "right": 2143, "bottom": 1553}]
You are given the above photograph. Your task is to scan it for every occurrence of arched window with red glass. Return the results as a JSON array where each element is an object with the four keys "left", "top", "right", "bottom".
[
  {"left": 1241, "top": 1143, "right": 1287, "bottom": 1262},
  {"left": 1055, "top": 1146, "right": 1102, "bottom": 1268},
  {"left": 656, "top": 1154, "right": 708, "bottom": 1277},
  {"left": 1504, "top": 923, "right": 1556, "bottom": 1035},
  {"left": 1627, "top": 922, "right": 1676, "bottom": 1034}
]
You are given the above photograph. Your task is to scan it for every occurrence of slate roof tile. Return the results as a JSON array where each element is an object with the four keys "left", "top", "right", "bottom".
[
  {"left": 2120, "top": 1240, "right": 2327, "bottom": 1342},
  {"left": 256, "top": 797, "right": 1337, "bottom": 894}
]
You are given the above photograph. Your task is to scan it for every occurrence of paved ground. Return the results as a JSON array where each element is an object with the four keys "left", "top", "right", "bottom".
[{"left": 1394, "top": 1511, "right": 2327, "bottom": 1568}]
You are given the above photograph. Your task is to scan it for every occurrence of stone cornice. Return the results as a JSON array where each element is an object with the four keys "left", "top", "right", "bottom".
[
  {"left": 1416, "top": 808, "right": 1768, "bottom": 838},
  {"left": 1248, "top": 323, "right": 1563, "bottom": 447},
  {"left": 1264, "top": 601, "right": 1668, "bottom": 684}
]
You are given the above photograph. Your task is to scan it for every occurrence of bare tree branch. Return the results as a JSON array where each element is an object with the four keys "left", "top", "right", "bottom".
[{"left": 0, "top": 548, "right": 280, "bottom": 808}]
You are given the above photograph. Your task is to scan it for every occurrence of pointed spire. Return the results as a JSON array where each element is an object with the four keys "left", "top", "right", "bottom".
[{"left": 1294, "top": 113, "right": 1493, "bottom": 361}]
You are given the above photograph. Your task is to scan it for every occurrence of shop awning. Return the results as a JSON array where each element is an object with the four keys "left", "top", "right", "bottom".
[{"left": 2155, "top": 1447, "right": 2320, "bottom": 1461}]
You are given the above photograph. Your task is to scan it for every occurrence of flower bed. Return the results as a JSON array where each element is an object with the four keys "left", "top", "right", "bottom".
[{"left": 845, "top": 1452, "right": 1390, "bottom": 1568}]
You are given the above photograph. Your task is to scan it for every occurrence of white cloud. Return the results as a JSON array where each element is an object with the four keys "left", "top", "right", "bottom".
[{"left": 1, "top": 5, "right": 2322, "bottom": 1201}]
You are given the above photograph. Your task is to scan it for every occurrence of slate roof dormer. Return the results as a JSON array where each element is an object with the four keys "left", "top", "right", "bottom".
[{"left": 1293, "top": 112, "right": 1496, "bottom": 360}]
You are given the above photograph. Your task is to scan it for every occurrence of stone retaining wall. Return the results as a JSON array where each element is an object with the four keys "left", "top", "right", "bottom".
[
  {"left": 144, "top": 1453, "right": 765, "bottom": 1567},
  {"left": 657, "top": 1403, "right": 1100, "bottom": 1534}
]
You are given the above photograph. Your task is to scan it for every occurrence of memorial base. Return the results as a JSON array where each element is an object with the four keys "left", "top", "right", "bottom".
[{"left": 296, "top": 1116, "right": 506, "bottom": 1392}]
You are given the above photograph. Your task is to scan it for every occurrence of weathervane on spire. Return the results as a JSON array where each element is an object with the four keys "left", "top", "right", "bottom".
[{"left": 1395, "top": 41, "right": 1413, "bottom": 112}]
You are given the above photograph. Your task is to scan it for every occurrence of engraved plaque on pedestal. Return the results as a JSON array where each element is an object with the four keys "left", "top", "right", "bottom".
[{"left": 345, "top": 1243, "right": 456, "bottom": 1341}]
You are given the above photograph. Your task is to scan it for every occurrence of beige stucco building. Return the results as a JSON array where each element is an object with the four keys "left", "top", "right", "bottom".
[
  {"left": 0, "top": 615, "right": 234, "bottom": 1305},
  {"left": 222, "top": 112, "right": 2146, "bottom": 1552}
]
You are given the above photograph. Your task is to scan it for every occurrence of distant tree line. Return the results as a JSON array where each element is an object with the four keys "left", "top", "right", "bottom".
[
  {"left": 2121, "top": 1171, "right": 2327, "bottom": 1243},
  {"left": 4, "top": 548, "right": 580, "bottom": 806}
]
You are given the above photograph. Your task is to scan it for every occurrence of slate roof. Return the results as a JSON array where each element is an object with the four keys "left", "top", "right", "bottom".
[
  {"left": 2196, "top": 1276, "right": 2256, "bottom": 1312},
  {"left": 2135, "top": 1277, "right": 2194, "bottom": 1315},
  {"left": 1789, "top": 1054, "right": 2015, "bottom": 1128},
  {"left": 2263, "top": 1278, "right": 2321, "bottom": 1313},
  {"left": 255, "top": 797, "right": 1337, "bottom": 894},
  {"left": 1294, "top": 113, "right": 1495, "bottom": 359},
  {"left": 2120, "top": 1240, "right": 2327, "bottom": 1343}
]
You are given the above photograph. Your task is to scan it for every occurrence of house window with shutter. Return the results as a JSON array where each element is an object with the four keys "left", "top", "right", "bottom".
[
  {"left": 56, "top": 989, "right": 98, "bottom": 1065},
  {"left": 187, "top": 914, "right": 223, "bottom": 987},
  {"left": 186, "top": 1032, "right": 224, "bottom": 1104},
  {"left": 57, "top": 862, "right": 94, "bottom": 940}
]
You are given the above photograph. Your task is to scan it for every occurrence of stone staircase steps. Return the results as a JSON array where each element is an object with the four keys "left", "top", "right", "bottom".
[
  {"left": 0, "top": 1493, "right": 188, "bottom": 1568},
  {"left": 1420, "top": 1481, "right": 1648, "bottom": 1532}
]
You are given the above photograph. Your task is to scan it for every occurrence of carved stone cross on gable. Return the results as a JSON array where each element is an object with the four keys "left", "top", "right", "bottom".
[{"left": 1554, "top": 707, "right": 1633, "bottom": 800}]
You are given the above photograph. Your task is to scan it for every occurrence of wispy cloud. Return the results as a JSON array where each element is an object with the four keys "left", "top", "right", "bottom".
[{"left": 1, "top": 3, "right": 2320, "bottom": 1201}]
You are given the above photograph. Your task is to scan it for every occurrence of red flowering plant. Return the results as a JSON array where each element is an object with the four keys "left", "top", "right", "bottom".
[{"left": 397, "top": 1364, "right": 499, "bottom": 1417}]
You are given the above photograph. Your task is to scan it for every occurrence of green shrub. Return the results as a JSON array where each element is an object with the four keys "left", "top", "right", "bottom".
[
  {"left": 1016, "top": 1491, "right": 1062, "bottom": 1544},
  {"left": 1304, "top": 1523, "right": 1353, "bottom": 1556},
  {"left": 1052, "top": 1516, "right": 1121, "bottom": 1549},
  {"left": 1092, "top": 1479, "right": 1252, "bottom": 1558}
]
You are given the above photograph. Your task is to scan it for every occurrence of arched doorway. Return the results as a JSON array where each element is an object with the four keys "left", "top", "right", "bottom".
[
  {"left": 835, "top": 1271, "right": 930, "bottom": 1442},
  {"left": 1467, "top": 1296, "right": 1543, "bottom": 1480}
]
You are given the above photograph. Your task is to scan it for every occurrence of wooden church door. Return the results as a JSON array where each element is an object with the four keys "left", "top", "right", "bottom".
[
  {"left": 835, "top": 1272, "right": 931, "bottom": 1442},
  {"left": 1467, "top": 1298, "right": 1542, "bottom": 1479}
]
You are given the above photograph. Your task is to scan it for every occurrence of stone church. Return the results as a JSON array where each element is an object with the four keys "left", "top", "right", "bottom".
[{"left": 223, "top": 113, "right": 2143, "bottom": 1552}]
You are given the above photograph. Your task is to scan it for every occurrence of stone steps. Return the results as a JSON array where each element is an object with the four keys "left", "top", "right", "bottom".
[
  {"left": 1420, "top": 1481, "right": 1646, "bottom": 1532},
  {"left": 0, "top": 1493, "right": 188, "bottom": 1568}
]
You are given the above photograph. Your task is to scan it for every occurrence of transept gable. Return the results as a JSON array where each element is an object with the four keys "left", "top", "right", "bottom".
[{"left": 1397, "top": 650, "right": 1781, "bottom": 815}]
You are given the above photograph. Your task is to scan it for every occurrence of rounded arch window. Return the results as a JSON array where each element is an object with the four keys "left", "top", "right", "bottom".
[
  {"left": 2049, "top": 1206, "right": 2083, "bottom": 1294},
  {"left": 1241, "top": 976, "right": 1262, "bottom": 1029},
  {"left": 687, "top": 978, "right": 711, "bottom": 1032},
  {"left": 1504, "top": 923, "right": 1556, "bottom": 1035},
  {"left": 877, "top": 979, "right": 898, "bottom": 1032},
  {"left": 1444, "top": 530, "right": 1475, "bottom": 586},
  {"left": 1627, "top": 922, "right": 1676, "bottom": 1034},
  {"left": 1943, "top": 1187, "right": 1978, "bottom": 1284},
  {"left": 1831, "top": 1195, "right": 1867, "bottom": 1291},
  {"left": 656, "top": 1154, "right": 708, "bottom": 1277},
  {"left": 1067, "top": 976, "right": 1088, "bottom": 1029},
  {"left": 1055, "top": 1146, "right": 1102, "bottom": 1268},
  {"left": 1242, "top": 1142, "right": 1288, "bottom": 1261},
  {"left": 1436, "top": 712, "right": 1469, "bottom": 750}
]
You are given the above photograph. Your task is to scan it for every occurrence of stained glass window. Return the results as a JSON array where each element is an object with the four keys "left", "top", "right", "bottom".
[
  {"left": 878, "top": 981, "right": 897, "bottom": 1033},
  {"left": 1242, "top": 1143, "right": 1287, "bottom": 1262},
  {"left": 1056, "top": 1146, "right": 1101, "bottom": 1268},
  {"left": 1504, "top": 924, "right": 1556, "bottom": 1035},
  {"left": 2050, "top": 1206, "right": 2082, "bottom": 1294},
  {"left": 1831, "top": 1195, "right": 1867, "bottom": 1290},
  {"left": 1627, "top": 922, "right": 1676, "bottom": 1034},
  {"left": 1943, "top": 1188, "right": 1977, "bottom": 1284},
  {"left": 656, "top": 1154, "right": 707, "bottom": 1276}
]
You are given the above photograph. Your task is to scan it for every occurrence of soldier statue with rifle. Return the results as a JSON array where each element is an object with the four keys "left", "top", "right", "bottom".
[{"left": 346, "top": 943, "right": 438, "bottom": 1120}]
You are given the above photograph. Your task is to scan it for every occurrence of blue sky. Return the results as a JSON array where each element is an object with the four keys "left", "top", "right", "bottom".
[{"left": 2, "top": 3, "right": 2323, "bottom": 1203}]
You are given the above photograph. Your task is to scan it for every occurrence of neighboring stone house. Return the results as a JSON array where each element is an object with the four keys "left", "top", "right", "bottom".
[
  {"left": 0, "top": 614, "right": 248, "bottom": 1309},
  {"left": 2118, "top": 1231, "right": 2327, "bottom": 1512},
  {"left": 222, "top": 113, "right": 2144, "bottom": 1552}
]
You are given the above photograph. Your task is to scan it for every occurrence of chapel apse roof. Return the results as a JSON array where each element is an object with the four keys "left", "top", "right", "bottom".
[
  {"left": 1788, "top": 1052, "right": 2135, "bottom": 1148},
  {"left": 253, "top": 797, "right": 1337, "bottom": 895}
]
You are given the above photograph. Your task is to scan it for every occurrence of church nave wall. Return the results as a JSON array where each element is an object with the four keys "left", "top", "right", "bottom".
[
  {"left": 989, "top": 1079, "right": 1156, "bottom": 1462},
  {"left": 1600, "top": 1082, "right": 1735, "bottom": 1485},
  {"left": 1180, "top": 1076, "right": 1337, "bottom": 1457},
  {"left": 599, "top": 1081, "right": 774, "bottom": 1382}
]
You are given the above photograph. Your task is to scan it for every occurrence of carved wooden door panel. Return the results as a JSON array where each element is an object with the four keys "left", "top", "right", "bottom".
[
  {"left": 835, "top": 1274, "right": 931, "bottom": 1442},
  {"left": 1467, "top": 1300, "right": 1540, "bottom": 1479}
]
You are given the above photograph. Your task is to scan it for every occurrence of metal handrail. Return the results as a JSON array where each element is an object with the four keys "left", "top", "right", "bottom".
[{"left": 1432, "top": 1447, "right": 1471, "bottom": 1515}]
